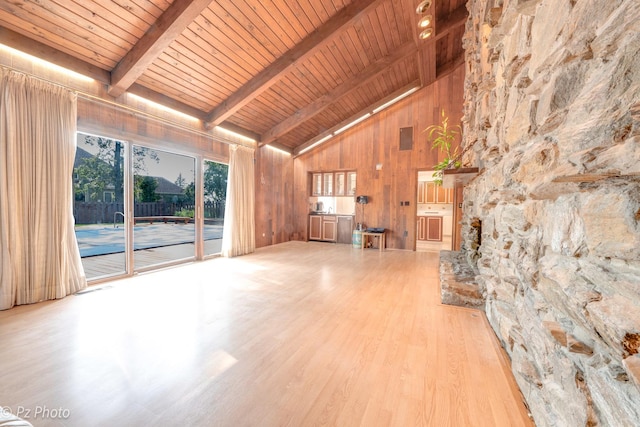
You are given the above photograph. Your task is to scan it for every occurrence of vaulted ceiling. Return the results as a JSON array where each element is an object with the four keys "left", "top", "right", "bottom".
[{"left": 0, "top": 0, "right": 467, "bottom": 154}]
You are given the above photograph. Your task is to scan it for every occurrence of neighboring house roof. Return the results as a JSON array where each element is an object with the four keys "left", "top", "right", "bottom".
[
  {"left": 73, "top": 147, "right": 96, "bottom": 169},
  {"left": 153, "top": 176, "right": 184, "bottom": 195}
]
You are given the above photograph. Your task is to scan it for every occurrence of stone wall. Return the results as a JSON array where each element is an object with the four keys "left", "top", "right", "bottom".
[{"left": 461, "top": 0, "right": 640, "bottom": 425}]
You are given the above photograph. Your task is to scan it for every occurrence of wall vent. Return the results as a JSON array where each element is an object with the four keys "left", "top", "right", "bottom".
[{"left": 399, "top": 127, "right": 413, "bottom": 151}]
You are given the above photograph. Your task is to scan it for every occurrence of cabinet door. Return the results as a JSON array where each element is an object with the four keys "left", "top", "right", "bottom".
[
  {"left": 426, "top": 216, "right": 443, "bottom": 241},
  {"left": 309, "top": 215, "right": 322, "bottom": 240},
  {"left": 335, "top": 172, "right": 345, "bottom": 196},
  {"left": 322, "top": 218, "right": 337, "bottom": 242},
  {"left": 425, "top": 182, "right": 436, "bottom": 203},
  {"left": 417, "top": 216, "right": 427, "bottom": 241},
  {"left": 346, "top": 172, "right": 357, "bottom": 196},
  {"left": 436, "top": 185, "right": 447, "bottom": 203},
  {"left": 323, "top": 173, "right": 333, "bottom": 196},
  {"left": 417, "top": 182, "right": 426, "bottom": 204},
  {"left": 312, "top": 173, "right": 322, "bottom": 196}
]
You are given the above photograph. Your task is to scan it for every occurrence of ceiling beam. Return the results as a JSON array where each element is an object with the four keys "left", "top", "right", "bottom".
[
  {"left": 108, "top": 0, "right": 212, "bottom": 97},
  {"left": 0, "top": 26, "right": 110, "bottom": 84},
  {"left": 127, "top": 83, "right": 208, "bottom": 120},
  {"left": 260, "top": 41, "right": 417, "bottom": 146},
  {"left": 203, "top": 0, "right": 384, "bottom": 128},
  {"left": 128, "top": 84, "right": 260, "bottom": 141}
]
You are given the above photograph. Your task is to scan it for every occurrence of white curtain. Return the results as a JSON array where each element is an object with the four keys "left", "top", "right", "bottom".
[
  {"left": 0, "top": 70, "right": 86, "bottom": 310},
  {"left": 221, "top": 144, "right": 255, "bottom": 257}
]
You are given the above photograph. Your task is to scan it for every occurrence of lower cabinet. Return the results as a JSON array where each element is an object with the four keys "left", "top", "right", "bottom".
[
  {"left": 417, "top": 216, "right": 443, "bottom": 242},
  {"left": 322, "top": 216, "right": 337, "bottom": 242},
  {"left": 310, "top": 215, "right": 353, "bottom": 243},
  {"left": 309, "top": 215, "right": 322, "bottom": 240}
]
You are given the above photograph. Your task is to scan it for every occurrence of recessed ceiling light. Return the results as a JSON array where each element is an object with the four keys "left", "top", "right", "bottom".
[
  {"left": 419, "top": 28, "right": 433, "bottom": 39},
  {"left": 418, "top": 15, "right": 432, "bottom": 28},
  {"left": 416, "top": 0, "right": 431, "bottom": 14}
]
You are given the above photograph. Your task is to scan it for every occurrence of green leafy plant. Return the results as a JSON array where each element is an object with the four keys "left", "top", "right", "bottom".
[
  {"left": 425, "top": 109, "right": 462, "bottom": 185},
  {"left": 175, "top": 208, "right": 194, "bottom": 218}
]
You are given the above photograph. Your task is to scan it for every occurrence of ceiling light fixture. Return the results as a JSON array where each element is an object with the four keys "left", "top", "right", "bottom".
[
  {"left": 415, "top": 0, "right": 431, "bottom": 14},
  {"left": 299, "top": 134, "right": 333, "bottom": 155},
  {"left": 128, "top": 93, "right": 200, "bottom": 122},
  {"left": 372, "top": 86, "right": 419, "bottom": 114},
  {"left": 419, "top": 28, "right": 433, "bottom": 39},
  {"left": 418, "top": 15, "right": 432, "bottom": 28},
  {"left": 334, "top": 113, "right": 371, "bottom": 135},
  {"left": 215, "top": 126, "right": 257, "bottom": 143},
  {"left": 265, "top": 144, "right": 291, "bottom": 155}
]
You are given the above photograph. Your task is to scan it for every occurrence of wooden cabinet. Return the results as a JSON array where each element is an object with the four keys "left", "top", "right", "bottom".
[
  {"left": 346, "top": 172, "right": 357, "bottom": 196},
  {"left": 309, "top": 215, "right": 322, "bottom": 240},
  {"left": 417, "top": 216, "right": 443, "bottom": 241},
  {"left": 335, "top": 172, "right": 345, "bottom": 196},
  {"left": 312, "top": 173, "right": 322, "bottom": 196},
  {"left": 322, "top": 216, "right": 337, "bottom": 241},
  {"left": 310, "top": 171, "right": 356, "bottom": 196},
  {"left": 417, "top": 216, "right": 427, "bottom": 241},
  {"left": 309, "top": 215, "right": 341, "bottom": 242},
  {"left": 323, "top": 173, "right": 333, "bottom": 196},
  {"left": 418, "top": 182, "right": 453, "bottom": 204},
  {"left": 418, "top": 182, "right": 426, "bottom": 204}
]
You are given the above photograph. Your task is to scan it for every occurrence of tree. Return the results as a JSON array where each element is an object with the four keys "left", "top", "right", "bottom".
[
  {"left": 183, "top": 182, "right": 196, "bottom": 204},
  {"left": 204, "top": 161, "right": 228, "bottom": 202},
  {"left": 77, "top": 136, "right": 159, "bottom": 202},
  {"left": 135, "top": 176, "right": 160, "bottom": 202},
  {"left": 74, "top": 156, "right": 113, "bottom": 201},
  {"left": 175, "top": 173, "right": 186, "bottom": 189}
]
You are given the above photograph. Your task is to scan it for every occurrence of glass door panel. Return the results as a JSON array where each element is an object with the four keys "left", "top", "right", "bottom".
[
  {"left": 133, "top": 146, "right": 195, "bottom": 270},
  {"left": 203, "top": 160, "right": 228, "bottom": 256},
  {"left": 73, "top": 133, "right": 126, "bottom": 280}
]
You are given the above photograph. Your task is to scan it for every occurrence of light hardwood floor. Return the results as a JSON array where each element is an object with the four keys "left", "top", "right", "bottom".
[{"left": 0, "top": 241, "right": 533, "bottom": 427}]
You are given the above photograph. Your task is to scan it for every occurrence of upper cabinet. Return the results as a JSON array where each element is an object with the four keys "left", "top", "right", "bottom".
[
  {"left": 335, "top": 172, "right": 345, "bottom": 196},
  {"left": 418, "top": 182, "right": 453, "bottom": 204},
  {"left": 323, "top": 173, "right": 333, "bottom": 196},
  {"left": 312, "top": 173, "right": 323, "bottom": 196},
  {"left": 346, "top": 172, "right": 357, "bottom": 196},
  {"left": 310, "top": 171, "right": 356, "bottom": 197}
]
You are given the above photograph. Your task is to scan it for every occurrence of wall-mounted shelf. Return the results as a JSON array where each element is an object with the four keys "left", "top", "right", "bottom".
[
  {"left": 551, "top": 173, "right": 639, "bottom": 183},
  {"left": 442, "top": 168, "right": 479, "bottom": 188}
]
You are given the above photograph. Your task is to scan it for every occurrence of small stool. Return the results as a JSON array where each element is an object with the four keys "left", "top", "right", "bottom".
[{"left": 360, "top": 231, "right": 385, "bottom": 251}]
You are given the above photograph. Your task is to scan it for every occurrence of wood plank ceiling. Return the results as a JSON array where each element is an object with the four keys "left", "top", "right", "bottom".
[{"left": 0, "top": 0, "right": 467, "bottom": 155}]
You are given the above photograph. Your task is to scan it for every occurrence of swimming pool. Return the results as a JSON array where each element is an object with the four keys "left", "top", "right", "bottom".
[{"left": 75, "top": 223, "right": 223, "bottom": 257}]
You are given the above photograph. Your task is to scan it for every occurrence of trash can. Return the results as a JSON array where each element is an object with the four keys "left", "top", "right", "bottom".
[{"left": 352, "top": 230, "right": 362, "bottom": 248}]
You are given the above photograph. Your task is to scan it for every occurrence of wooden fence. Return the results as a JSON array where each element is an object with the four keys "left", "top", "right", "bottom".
[{"left": 74, "top": 201, "right": 225, "bottom": 225}]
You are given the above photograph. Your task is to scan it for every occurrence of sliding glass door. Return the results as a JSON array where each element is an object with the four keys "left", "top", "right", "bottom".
[
  {"left": 132, "top": 145, "right": 196, "bottom": 270},
  {"left": 203, "top": 160, "right": 228, "bottom": 256},
  {"left": 73, "top": 132, "right": 126, "bottom": 280},
  {"left": 74, "top": 135, "right": 227, "bottom": 280}
]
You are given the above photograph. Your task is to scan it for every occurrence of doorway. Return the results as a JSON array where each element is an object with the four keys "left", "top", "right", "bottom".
[{"left": 416, "top": 170, "right": 453, "bottom": 252}]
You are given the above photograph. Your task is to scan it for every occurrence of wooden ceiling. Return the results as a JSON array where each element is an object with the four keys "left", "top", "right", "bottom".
[{"left": 0, "top": 0, "right": 467, "bottom": 154}]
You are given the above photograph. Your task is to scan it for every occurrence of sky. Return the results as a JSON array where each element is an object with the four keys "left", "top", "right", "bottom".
[{"left": 77, "top": 132, "right": 195, "bottom": 185}]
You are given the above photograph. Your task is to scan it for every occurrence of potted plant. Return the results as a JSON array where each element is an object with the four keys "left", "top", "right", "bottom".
[{"left": 424, "top": 109, "right": 462, "bottom": 185}]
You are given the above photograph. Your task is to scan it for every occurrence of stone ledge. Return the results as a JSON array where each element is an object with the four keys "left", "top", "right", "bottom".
[{"left": 439, "top": 250, "right": 485, "bottom": 310}]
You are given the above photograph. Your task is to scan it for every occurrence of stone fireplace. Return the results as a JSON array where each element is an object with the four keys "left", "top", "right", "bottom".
[{"left": 454, "top": 0, "right": 640, "bottom": 425}]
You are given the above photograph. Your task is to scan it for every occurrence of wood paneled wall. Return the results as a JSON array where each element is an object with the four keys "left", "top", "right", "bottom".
[
  {"left": 291, "top": 63, "right": 465, "bottom": 250},
  {"left": 255, "top": 146, "right": 294, "bottom": 248}
]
